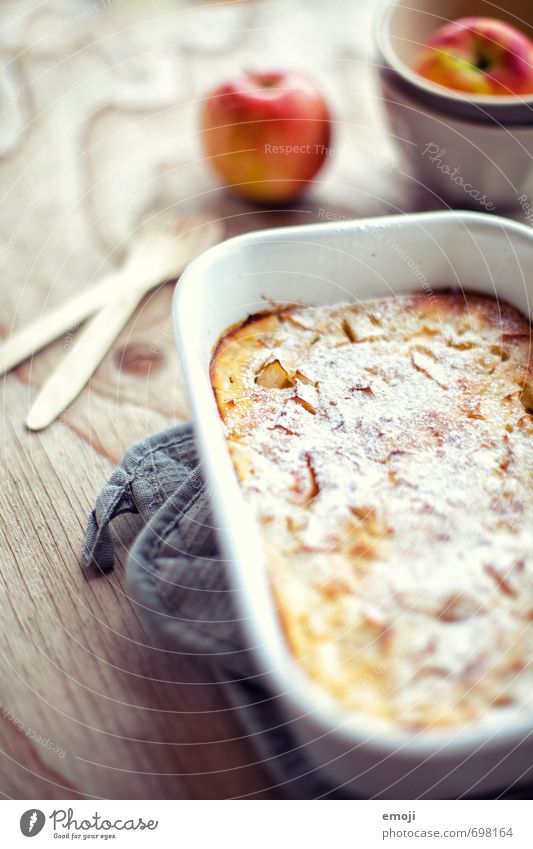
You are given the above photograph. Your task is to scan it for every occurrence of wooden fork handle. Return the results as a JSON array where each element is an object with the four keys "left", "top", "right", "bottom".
[
  {"left": 25, "top": 287, "right": 145, "bottom": 431},
  {"left": 0, "top": 269, "right": 135, "bottom": 376}
]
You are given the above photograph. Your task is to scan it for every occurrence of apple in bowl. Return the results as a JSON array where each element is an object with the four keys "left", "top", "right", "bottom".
[
  {"left": 416, "top": 17, "right": 533, "bottom": 96},
  {"left": 200, "top": 71, "right": 332, "bottom": 203}
]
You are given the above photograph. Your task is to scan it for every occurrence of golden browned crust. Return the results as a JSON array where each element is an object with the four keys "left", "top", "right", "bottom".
[{"left": 211, "top": 294, "right": 533, "bottom": 729}]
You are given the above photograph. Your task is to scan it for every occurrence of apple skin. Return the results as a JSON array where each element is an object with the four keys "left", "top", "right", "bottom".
[
  {"left": 200, "top": 71, "right": 332, "bottom": 203},
  {"left": 416, "top": 17, "right": 533, "bottom": 96}
]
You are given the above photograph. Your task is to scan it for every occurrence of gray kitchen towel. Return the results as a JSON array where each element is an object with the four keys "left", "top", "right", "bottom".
[
  {"left": 83, "top": 423, "right": 345, "bottom": 799},
  {"left": 83, "top": 425, "right": 531, "bottom": 801},
  {"left": 84, "top": 423, "right": 254, "bottom": 674}
]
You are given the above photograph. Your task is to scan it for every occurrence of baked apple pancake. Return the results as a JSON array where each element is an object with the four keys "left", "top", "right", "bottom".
[{"left": 210, "top": 294, "right": 533, "bottom": 729}]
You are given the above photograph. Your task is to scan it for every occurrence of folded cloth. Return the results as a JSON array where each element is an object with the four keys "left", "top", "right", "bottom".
[
  {"left": 83, "top": 423, "right": 346, "bottom": 799},
  {"left": 84, "top": 423, "right": 254, "bottom": 673},
  {"left": 83, "top": 425, "right": 530, "bottom": 800}
]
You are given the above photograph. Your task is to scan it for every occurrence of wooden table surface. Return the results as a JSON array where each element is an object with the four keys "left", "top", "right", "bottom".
[{"left": 0, "top": 0, "right": 452, "bottom": 799}]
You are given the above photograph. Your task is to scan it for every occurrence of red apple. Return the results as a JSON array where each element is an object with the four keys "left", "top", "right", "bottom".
[
  {"left": 200, "top": 71, "right": 332, "bottom": 203},
  {"left": 416, "top": 17, "right": 533, "bottom": 96}
]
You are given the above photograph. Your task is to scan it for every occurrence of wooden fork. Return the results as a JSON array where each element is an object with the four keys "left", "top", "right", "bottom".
[{"left": 21, "top": 216, "right": 222, "bottom": 431}]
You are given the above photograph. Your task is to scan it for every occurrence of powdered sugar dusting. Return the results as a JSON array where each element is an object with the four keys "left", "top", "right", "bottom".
[{"left": 212, "top": 294, "right": 533, "bottom": 729}]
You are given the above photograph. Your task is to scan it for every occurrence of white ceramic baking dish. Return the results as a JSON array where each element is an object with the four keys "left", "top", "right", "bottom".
[{"left": 173, "top": 211, "right": 533, "bottom": 799}]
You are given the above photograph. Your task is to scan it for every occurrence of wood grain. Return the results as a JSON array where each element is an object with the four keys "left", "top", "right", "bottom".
[{"left": 0, "top": 0, "right": 442, "bottom": 799}]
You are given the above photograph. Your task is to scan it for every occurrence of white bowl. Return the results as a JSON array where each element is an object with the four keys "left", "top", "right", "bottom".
[
  {"left": 374, "top": 0, "right": 533, "bottom": 209},
  {"left": 174, "top": 211, "right": 533, "bottom": 798},
  {"left": 375, "top": 0, "right": 533, "bottom": 123},
  {"left": 380, "top": 72, "right": 533, "bottom": 210}
]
